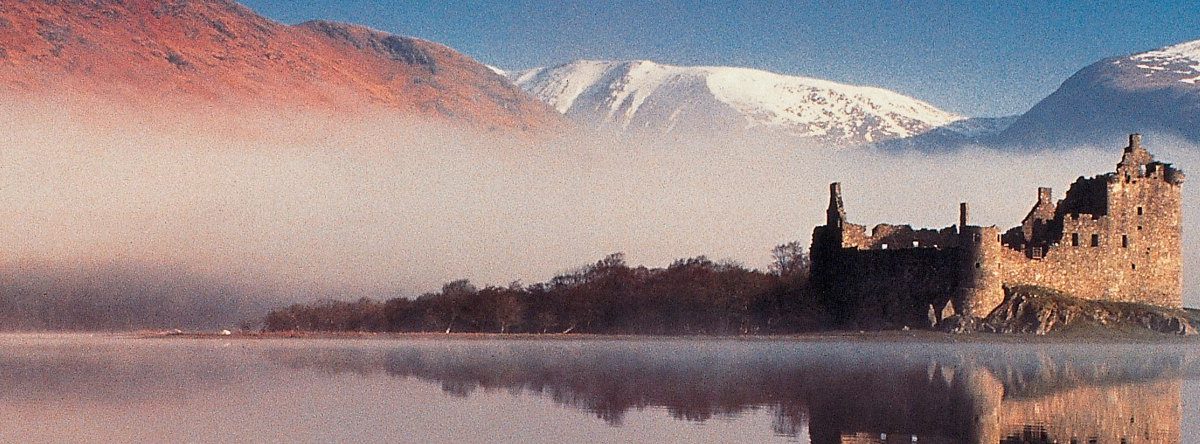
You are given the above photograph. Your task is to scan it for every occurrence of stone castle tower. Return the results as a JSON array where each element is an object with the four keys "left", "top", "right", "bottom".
[{"left": 810, "top": 134, "right": 1184, "bottom": 327}]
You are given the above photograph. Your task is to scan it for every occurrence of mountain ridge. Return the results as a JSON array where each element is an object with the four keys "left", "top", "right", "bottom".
[
  {"left": 989, "top": 38, "right": 1200, "bottom": 148},
  {"left": 866, "top": 37, "right": 1200, "bottom": 151},
  {"left": 0, "top": 0, "right": 565, "bottom": 131},
  {"left": 510, "top": 59, "right": 963, "bottom": 146}
]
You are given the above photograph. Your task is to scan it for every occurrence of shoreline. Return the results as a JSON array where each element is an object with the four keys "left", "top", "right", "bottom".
[{"left": 133, "top": 329, "right": 1200, "bottom": 344}]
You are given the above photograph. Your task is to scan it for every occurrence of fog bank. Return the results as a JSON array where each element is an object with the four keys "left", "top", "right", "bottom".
[{"left": 2, "top": 95, "right": 1198, "bottom": 328}]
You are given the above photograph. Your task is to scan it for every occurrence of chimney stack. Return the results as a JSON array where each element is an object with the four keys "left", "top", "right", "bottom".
[
  {"left": 959, "top": 202, "right": 969, "bottom": 230},
  {"left": 827, "top": 183, "right": 846, "bottom": 227},
  {"left": 1128, "top": 133, "right": 1142, "bottom": 152},
  {"left": 1037, "top": 187, "right": 1052, "bottom": 204}
]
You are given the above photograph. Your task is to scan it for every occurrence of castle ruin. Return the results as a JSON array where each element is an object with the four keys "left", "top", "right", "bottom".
[{"left": 810, "top": 134, "right": 1184, "bottom": 327}]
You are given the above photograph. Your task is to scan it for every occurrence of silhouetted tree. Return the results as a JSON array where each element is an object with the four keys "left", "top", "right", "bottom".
[
  {"left": 262, "top": 246, "right": 828, "bottom": 335},
  {"left": 769, "top": 241, "right": 809, "bottom": 279}
]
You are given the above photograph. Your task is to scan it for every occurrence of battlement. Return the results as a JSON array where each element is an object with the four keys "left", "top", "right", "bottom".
[{"left": 810, "top": 135, "right": 1184, "bottom": 327}]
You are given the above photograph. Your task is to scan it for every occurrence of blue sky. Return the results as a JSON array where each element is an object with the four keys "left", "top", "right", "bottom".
[{"left": 240, "top": 1, "right": 1200, "bottom": 117}]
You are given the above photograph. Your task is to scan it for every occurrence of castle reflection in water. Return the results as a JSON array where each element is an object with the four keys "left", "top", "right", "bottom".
[{"left": 270, "top": 340, "right": 1188, "bottom": 443}]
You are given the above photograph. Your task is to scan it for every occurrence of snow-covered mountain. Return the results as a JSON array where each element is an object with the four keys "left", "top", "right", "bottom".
[
  {"left": 993, "top": 39, "right": 1200, "bottom": 147},
  {"left": 510, "top": 60, "right": 963, "bottom": 146}
]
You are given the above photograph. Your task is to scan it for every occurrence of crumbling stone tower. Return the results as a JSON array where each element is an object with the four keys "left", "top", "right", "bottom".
[
  {"left": 998, "top": 133, "right": 1185, "bottom": 307},
  {"left": 810, "top": 134, "right": 1184, "bottom": 328}
]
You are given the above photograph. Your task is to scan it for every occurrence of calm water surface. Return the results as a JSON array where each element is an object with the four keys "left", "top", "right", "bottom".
[{"left": 1, "top": 334, "right": 1198, "bottom": 443}]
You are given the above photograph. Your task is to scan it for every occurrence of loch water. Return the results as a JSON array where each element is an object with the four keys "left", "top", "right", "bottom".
[{"left": 1, "top": 334, "right": 1197, "bottom": 443}]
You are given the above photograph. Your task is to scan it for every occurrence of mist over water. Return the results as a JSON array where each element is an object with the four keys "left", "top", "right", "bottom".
[
  {"left": 1, "top": 95, "right": 1199, "bottom": 327},
  {"left": 1, "top": 335, "right": 1197, "bottom": 443}
]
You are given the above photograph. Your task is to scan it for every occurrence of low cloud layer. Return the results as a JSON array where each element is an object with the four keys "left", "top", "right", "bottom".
[{"left": 2, "top": 95, "right": 1198, "bottom": 329}]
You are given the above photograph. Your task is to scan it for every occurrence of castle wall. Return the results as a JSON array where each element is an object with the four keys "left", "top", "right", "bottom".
[
  {"left": 956, "top": 226, "right": 1005, "bottom": 318},
  {"left": 812, "top": 134, "right": 1184, "bottom": 325},
  {"left": 982, "top": 155, "right": 1183, "bottom": 308},
  {"left": 816, "top": 247, "right": 962, "bottom": 327},
  {"left": 846, "top": 224, "right": 960, "bottom": 251}
]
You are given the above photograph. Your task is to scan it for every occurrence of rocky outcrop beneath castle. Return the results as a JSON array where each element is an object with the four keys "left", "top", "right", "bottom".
[{"left": 942, "top": 286, "right": 1196, "bottom": 336}]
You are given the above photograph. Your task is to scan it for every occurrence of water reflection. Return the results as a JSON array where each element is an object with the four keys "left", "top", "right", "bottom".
[
  {"left": 0, "top": 336, "right": 1193, "bottom": 443},
  {"left": 0, "top": 337, "right": 248, "bottom": 403},
  {"left": 268, "top": 341, "right": 1189, "bottom": 443}
]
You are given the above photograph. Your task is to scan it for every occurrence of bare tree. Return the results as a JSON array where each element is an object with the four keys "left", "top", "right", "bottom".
[{"left": 769, "top": 241, "right": 809, "bottom": 278}]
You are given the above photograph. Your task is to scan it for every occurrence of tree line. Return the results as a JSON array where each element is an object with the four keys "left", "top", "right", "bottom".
[{"left": 263, "top": 242, "right": 824, "bottom": 335}]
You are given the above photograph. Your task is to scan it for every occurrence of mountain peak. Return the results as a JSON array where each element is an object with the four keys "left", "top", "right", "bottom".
[
  {"left": 512, "top": 59, "right": 961, "bottom": 145},
  {"left": 991, "top": 37, "right": 1200, "bottom": 147}
]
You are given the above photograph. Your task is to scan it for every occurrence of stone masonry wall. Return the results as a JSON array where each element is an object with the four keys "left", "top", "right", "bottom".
[
  {"left": 979, "top": 135, "right": 1184, "bottom": 308},
  {"left": 812, "top": 134, "right": 1184, "bottom": 326}
]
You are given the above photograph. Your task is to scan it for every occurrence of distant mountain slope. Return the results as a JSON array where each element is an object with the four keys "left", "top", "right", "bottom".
[
  {"left": 0, "top": 0, "right": 563, "bottom": 130},
  {"left": 511, "top": 60, "right": 962, "bottom": 146},
  {"left": 994, "top": 39, "right": 1200, "bottom": 147},
  {"left": 873, "top": 116, "right": 1018, "bottom": 151}
]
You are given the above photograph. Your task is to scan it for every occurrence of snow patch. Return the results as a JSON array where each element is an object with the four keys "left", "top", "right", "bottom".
[
  {"left": 485, "top": 65, "right": 507, "bottom": 76},
  {"left": 1130, "top": 39, "right": 1200, "bottom": 84}
]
